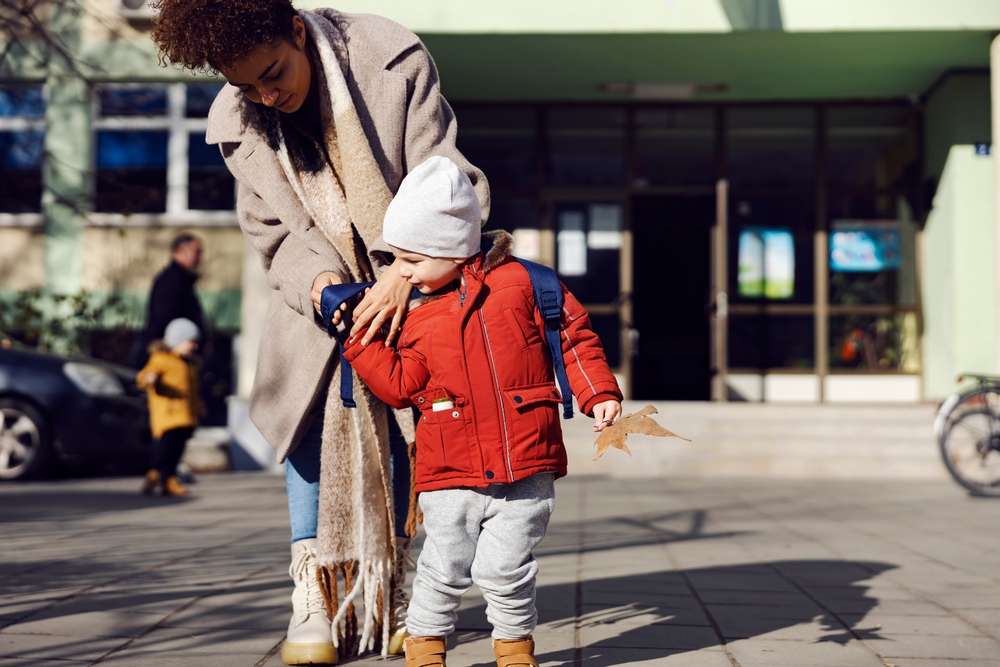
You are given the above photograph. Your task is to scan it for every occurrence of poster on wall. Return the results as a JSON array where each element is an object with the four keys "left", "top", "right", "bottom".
[
  {"left": 829, "top": 221, "right": 900, "bottom": 272},
  {"left": 737, "top": 227, "right": 795, "bottom": 300},
  {"left": 557, "top": 211, "right": 587, "bottom": 276}
]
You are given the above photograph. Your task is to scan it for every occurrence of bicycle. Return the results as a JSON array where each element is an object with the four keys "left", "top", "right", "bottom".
[{"left": 935, "top": 374, "right": 1000, "bottom": 496}]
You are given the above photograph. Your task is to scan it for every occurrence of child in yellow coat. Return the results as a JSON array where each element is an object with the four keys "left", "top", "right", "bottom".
[{"left": 137, "top": 318, "right": 203, "bottom": 496}]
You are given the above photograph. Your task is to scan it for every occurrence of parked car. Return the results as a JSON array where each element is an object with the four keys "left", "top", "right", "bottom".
[{"left": 0, "top": 333, "right": 151, "bottom": 480}]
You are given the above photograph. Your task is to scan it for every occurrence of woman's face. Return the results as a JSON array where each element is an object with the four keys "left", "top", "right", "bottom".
[{"left": 219, "top": 15, "right": 312, "bottom": 114}]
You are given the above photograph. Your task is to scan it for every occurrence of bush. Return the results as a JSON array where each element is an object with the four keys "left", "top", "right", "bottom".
[{"left": 0, "top": 289, "right": 135, "bottom": 357}]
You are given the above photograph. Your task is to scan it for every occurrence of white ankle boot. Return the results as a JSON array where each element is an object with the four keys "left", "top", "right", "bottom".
[
  {"left": 282, "top": 539, "right": 337, "bottom": 665},
  {"left": 388, "top": 536, "right": 414, "bottom": 655}
]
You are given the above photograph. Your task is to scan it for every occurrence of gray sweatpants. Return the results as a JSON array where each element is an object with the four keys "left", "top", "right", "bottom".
[{"left": 406, "top": 473, "right": 556, "bottom": 640}]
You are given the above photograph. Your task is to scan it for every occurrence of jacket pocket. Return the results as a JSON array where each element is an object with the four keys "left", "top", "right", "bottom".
[
  {"left": 502, "top": 383, "right": 564, "bottom": 460},
  {"left": 414, "top": 391, "right": 473, "bottom": 476},
  {"left": 502, "top": 306, "right": 530, "bottom": 351},
  {"left": 503, "top": 383, "right": 563, "bottom": 410}
]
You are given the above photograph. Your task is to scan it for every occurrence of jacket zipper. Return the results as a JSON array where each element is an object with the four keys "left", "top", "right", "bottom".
[{"left": 478, "top": 309, "right": 515, "bottom": 482}]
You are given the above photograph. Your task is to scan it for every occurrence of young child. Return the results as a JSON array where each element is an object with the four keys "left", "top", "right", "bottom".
[
  {"left": 343, "top": 156, "right": 623, "bottom": 667},
  {"left": 137, "top": 317, "right": 203, "bottom": 497}
]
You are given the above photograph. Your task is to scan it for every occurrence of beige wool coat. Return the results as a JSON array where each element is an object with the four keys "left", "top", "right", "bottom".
[{"left": 206, "top": 11, "right": 490, "bottom": 462}]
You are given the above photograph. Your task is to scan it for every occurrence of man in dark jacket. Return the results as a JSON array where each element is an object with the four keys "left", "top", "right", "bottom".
[{"left": 132, "top": 233, "right": 204, "bottom": 367}]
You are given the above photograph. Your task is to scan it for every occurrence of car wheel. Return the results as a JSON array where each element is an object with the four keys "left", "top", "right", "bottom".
[{"left": 0, "top": 399, "right": 51, "bottom": 481}]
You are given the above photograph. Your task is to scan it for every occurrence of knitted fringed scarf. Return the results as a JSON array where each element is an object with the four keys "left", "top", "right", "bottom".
[{"left": 252, "top": 9, "right": 417, "bottom": 658}]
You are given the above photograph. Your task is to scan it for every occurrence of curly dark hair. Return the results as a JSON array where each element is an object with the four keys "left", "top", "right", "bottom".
[{"left": 150, "top": 0, "right": 299, "bottom": 73}]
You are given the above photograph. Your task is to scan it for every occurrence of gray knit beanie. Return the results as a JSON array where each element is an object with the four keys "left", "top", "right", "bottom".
[
  {"left": 164, "top": 318, "right": 201, "bottom": 349},
  {"left": 383, "top": 155, "right": 481, "bottom": 259}
]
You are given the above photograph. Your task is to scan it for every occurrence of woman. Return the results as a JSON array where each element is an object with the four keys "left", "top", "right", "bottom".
[{"left": 150, "top": 1, "right": 489, "bottom": 664}]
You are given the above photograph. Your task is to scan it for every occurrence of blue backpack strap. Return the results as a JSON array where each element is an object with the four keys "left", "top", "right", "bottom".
[
  {"left": 320, "top": 282, "right": 375, "bottom": 408},
  {"left": 514, "top": 259, "right": 574, "bottom": 419},
  {"left": 320, "top": 282, "right": 423, "bottom": 409}
]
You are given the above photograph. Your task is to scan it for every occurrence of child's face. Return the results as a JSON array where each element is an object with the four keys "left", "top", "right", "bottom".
[
  {"left": 173, "top": 339, "right": 198, "bottom": 358},
  {"left": 392, "top": 247, "right": 466, "bottom": 294}
]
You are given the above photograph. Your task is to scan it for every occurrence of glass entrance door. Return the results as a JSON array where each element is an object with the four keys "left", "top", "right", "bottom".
[{"left": 552, "top": 201, "right": 629, "bottom": 392}]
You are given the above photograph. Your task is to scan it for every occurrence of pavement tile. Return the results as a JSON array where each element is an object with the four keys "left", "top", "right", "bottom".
[
  {"left": 0, "top": 609, "right": 164, "bottom": 638},
  {"left": 164, "top": 602, "right": 288, "bottom": 630},
  {"left": 726, "top": 637, "right": 884, "bottom": 665},
  {"left": 0, "top": 659, "right": 91, "bottom": 665},
  {"left": 579, "top": 612, "right": 721, "bottom": 650},
  {"left": 98, "top": 649, "right": 281, "bottom": 667},
  {"left": 0, "top": 632, "right": 124, "bottom": 661},
  {"left": 696, "top": 589, "right": 818, "bottom": 606},
  {"left": 120, "top": 625, "right": 284, "bottom": 654},
  {"left": 574, "top": 647, "right": 732, "bottom": 667},
  {"left": 837, "top": 612, "right": 984, "bottom": 637},
  {"left": 7, "top": 474, "right": 1000, "bottom": 666},
  {"left": 864, "top": 633, "right": 1000, "bottom": 659}
]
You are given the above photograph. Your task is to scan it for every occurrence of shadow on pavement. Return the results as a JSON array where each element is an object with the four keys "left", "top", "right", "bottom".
[
  {"left": 457, "top": 560, "right": 896, "bottom": 667},
  {"left": 535, "top": 509, "right": 744, "bottom": 558},
  {"left": 0, "top": 491, "right": 193, "bottom": 522}
]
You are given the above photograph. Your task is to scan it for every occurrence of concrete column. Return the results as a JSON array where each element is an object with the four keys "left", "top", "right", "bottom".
[
  {"left": 42, "top": 3, "right": 88, "bottom": 295},
  {"left": 993, "top": 35, "right": 1000, "bottom": 374}
]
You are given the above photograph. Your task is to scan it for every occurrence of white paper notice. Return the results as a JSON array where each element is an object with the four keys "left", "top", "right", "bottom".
[
  {"left": 512, "top": 228, "right": 541, "bottom": 260},
  {"left": 588, "top": 204, "right": 623, "bottom": 249},
  {"left": 557, "top": 230, "right": 587, "bottom": 276}
]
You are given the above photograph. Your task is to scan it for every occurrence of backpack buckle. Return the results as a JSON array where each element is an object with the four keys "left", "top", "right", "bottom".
[{"left": 537, "top": 290, "right": 562, "bottom": 328}]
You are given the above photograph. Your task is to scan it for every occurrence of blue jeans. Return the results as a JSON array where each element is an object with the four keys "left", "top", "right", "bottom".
[{"left": 286, "top": 403, "right": 412, "bottom": 542}]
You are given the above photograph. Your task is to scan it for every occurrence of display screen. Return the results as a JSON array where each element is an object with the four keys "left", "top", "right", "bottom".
[
  {"left": 737, "top": 227, "right": 794, "bottom": 300},
  {"left": 830, "top": 221, "right": 900, "bottom": 272}
]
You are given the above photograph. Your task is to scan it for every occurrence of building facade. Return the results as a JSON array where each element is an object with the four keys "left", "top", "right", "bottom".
[{"left": 1, "top": 0, "right": 997, "bottom": 404}]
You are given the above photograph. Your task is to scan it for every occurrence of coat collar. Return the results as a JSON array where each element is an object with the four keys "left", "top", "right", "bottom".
[{"left": 205, "top": 10, "right": 420, "bottom": 146}]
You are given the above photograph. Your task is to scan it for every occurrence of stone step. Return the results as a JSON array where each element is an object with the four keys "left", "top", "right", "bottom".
[{"left": 561, "top": 401, "right": 946, "bottom": 480}]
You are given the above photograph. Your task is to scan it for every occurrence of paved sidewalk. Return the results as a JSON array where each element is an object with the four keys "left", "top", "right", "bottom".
[{"left": 1, "top": 473, "right": 999, "bottom": 666}]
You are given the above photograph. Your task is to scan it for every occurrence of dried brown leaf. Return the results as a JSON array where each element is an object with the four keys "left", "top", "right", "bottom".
[{"left": 593, "top": 405, "right": 690, "bottom": 461}]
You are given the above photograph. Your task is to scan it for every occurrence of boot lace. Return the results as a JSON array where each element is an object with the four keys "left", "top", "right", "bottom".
[
  {"left": 290, "top": 547, "right": 327, "bottom": 617},
  {"left": 392, "top": 549, "right": 415, "bottom": 632}
]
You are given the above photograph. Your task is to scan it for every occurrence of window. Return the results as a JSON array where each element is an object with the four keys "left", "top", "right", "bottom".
[
  {"left": 826, "top": 106, "right": 918, "bottom": 191},
  {"left": 455, "top": 106, "right": 537, "bottom": 189},
  {"left": 546, "top": 107, "right": 626, "bottom": 187},
  {"left": 634, "top": 107, "right": 715, "bottom": 188},
  {"left": 93, "top": 83, "right": 234, "bottom": 217},
  {"left": 0, "top": 87, "right": 45, "bottom": 214},
  {"left": 727, "top": 106, "right": 815, "bottom": 190},
  {"left": 555, "top": 202, "right": 622, "bottom": 304}
]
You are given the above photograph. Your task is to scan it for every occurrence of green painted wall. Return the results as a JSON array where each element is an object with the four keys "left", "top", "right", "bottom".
[
  {"left": 421, "top": 31, "right": 992, "bottom": 101},
  {"left": 318, "top": 0, "right": 1000, "bottom": 33},
  {"left": 922, "top": 145, "right": 997, "bottom": 400},
  {"left": 924, "top": 72, "right": 992, "bottom": 182}
]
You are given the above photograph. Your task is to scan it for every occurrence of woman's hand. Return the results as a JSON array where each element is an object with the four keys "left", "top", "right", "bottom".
[
  {"left": 592, "top": 400, "right": 623, "bottom": 432},
  {"left": 350, "top": 258, "right": 411, "bottom": 346},
  {"left": 311, "top": 271, "right": 345, "bottom": 324}
]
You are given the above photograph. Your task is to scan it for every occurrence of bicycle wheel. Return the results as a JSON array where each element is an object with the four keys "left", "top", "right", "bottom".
[{"left": 940, "top": 408, "right": 1000, "bottom": 496}]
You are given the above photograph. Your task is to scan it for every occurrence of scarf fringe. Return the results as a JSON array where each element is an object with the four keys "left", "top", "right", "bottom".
[{"left": 322, "top": 558, "right": 392, "bottom": 658}]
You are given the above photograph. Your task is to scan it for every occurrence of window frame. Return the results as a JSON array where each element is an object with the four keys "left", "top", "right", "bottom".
[
  {"left": 0, "top": 84, "right": 47, "bottom": 227},
  {"left": 89, "top": 82, "right": 236, "bottom": 227}
]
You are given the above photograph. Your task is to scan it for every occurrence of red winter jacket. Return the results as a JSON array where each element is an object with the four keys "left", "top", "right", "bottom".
[{"left": 344, "top": 232, "right": 622, "bottom": 493}]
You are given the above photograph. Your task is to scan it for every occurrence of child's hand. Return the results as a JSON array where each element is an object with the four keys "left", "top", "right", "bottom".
[
  {"left": 142, "top": 371, "right": 160, "bottom": 387},
  {"left": 311, "top": 271, "right": 345, "bottom": 318},
  {"left": 592, "top": 400, "right": 622, "bottom": 432}
]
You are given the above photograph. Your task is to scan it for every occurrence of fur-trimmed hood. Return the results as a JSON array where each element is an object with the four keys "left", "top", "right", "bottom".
[
  {"left": 480, "top": 229, "right": 515, "bottom": 274},
  {"left": 407, "top": 230, "right": 515, "bottom": 311}
]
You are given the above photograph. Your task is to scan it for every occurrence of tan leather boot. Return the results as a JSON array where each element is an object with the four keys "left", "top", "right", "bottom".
[
  {"left": 140, "top": 470, "right": 160, "bottom": 495},
  {"left": 403, "top": 636, "right": 446, "bottom": 667},
  {"left": 281, "top": 539, "right": 337, "bottom": 665},
  {"left": 493, "top": 636, "right": 539, "bottom": 667},
  {"left": 162, "top": 475, "right": 189, "bottom": 496}
]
